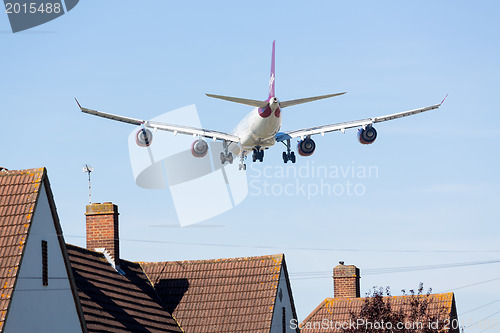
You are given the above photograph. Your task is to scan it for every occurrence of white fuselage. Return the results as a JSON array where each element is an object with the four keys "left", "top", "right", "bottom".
[{"left": 231, "top": 103, "right": 282, "bottom": 154}]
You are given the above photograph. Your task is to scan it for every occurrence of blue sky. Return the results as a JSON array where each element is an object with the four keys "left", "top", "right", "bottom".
[{"left": 1, "top": 1, "right": 499, "bottom": 330}]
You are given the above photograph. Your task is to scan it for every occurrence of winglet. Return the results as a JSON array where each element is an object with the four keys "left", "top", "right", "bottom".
[
  {"left": 75, "top": 98, "right": 82, "bottom": 109},
  {"left": 440, "top": 93, "right": 448, "bottom": 105}
]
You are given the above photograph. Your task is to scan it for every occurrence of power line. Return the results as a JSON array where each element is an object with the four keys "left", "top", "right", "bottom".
[
  {"left": 290, "top": 259, "right": 500, "bottom": 279},
  {"left": 465, "top": 309, "right": 500, "bottom": 331},
  {"left": 15, "top": 288, "right": 71, "bottom": 292},
  {"left": 440, "top": 276, "right": 500, "bottom": 293},
  {"left": 64, "top": 234, "right": 500, "bottom": 254},
  {"left": 460, "top": 298, "right": 500, "bottom": 316},
  {"left": 477, "top": 320, "right": 500, "bottom": 333}
]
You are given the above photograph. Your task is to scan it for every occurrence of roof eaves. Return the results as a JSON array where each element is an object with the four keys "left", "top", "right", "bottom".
[
  {"left": 280, "top": 255, "right": 300, "bottom": 333},
  {"left": 268, "top": 254, "right": 284, "bottom": 333}
]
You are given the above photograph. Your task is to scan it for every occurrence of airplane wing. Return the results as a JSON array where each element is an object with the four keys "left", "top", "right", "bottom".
[
  {"left": 76, "top": 99, "right": 240, "bottom": 143},
  {"left": 276, "top": 102, "right": 443, "bottom": 142}
]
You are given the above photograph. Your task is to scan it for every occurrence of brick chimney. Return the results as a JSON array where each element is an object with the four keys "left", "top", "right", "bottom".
[
  {"left": 86, "top": 202, "right": 119, "bottom": 267},
  {"left": 333, "top": 261, "right": 360, "bottom": 298}
]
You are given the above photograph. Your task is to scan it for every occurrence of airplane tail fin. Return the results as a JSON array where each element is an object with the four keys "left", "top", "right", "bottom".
[
  {"left": 268, "top": 40, "right": 276, "bottom": 99},
  {"left": 206, "top": 41, "right": 346, "bottom": 109},
  {"left": 206, "top": 41, "right": 276, "bottom": 109}
]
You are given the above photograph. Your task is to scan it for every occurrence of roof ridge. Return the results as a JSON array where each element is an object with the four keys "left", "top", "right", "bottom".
[
  {"left": 138, "top": 253, "right": 284, "bottom": 266},
  {"left": 0, "top": 167, "right": 45, "bottom": 177},
  {"left": 322, "top": 292, "right": 455, "bottom": 302}
]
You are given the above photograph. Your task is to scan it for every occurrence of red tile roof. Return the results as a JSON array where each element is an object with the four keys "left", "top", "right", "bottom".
[
  {"left": 0, "top": 168, "right": 45, "bottom": 332},
  {"left": 0, "top": 168, "right": 299, "bottom": 332},
  {"left": 140, "top": 254, "right": 295, "bottom": 333},
  {"left": 66, "top": 244, "right": 182, "bottom": 333},
  {"left": 301, "top": 293, "right": 458, "bottom": 333}
]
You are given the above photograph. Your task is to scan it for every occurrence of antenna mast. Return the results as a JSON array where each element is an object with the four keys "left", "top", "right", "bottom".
[{"left": 82, "top": 164, "right": 94, "bottom": 204}]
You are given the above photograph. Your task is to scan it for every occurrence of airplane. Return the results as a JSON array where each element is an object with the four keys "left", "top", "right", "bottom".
[{"left": 76, "top": 41, "right": 446, "bottom": 170}]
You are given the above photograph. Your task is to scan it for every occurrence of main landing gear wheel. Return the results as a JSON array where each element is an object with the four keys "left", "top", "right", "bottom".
[
  {"left": 252, "top": 148, "right": 264, "bottom": 162},
  {"left": 238, "top": 152, "right": 246, "bottom": 170},
  {"left": 282, "top": 139, "right": 296, "bottom": 164},
  {"left": 282, "top": 151, "right": 296, "bottom": 163},
  {"left": 220, "top": 152, "right": 233, "bottom": 164},
  {"left": 220, "top": 141, "right": 233, "bottom": 164}
]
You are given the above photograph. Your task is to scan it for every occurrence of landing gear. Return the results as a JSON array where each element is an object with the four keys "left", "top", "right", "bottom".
[
  {"left": 238, "top": 152, "right": 246, "bottom": 170},
  {"left": 252, "top": 147, "right": 264, "bottom": 162},
  {"left": 220, "top": 152, "right": 234, "bottom": 164},
  {"left": 281, "top": 139, "right": 296, "bottom": 164},
  {"left": 220, "top": 141, "right": 233, "bottom": 164},
  {"left": 282, "top": 151, "right": 296, "bottom": 163}
]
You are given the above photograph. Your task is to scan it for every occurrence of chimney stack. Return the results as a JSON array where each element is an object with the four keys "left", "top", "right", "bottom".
[
  {"left": 86, "top": 202, "right": 120, "bottom": 266},
  {"left": 333, "top": 261, "right": 360, "bottom": 298}
]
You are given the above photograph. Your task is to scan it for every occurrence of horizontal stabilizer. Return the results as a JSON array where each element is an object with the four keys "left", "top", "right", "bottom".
[
  {"left": 280, "top": 92, "right": 346, "bottom": 108},
  {"left": 206, "top": 94, "right": 268, "bottom": 108}
]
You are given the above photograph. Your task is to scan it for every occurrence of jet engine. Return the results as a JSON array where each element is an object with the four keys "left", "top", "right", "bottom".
[
  {"left": 136, "top": 128, "right": 153, "bottom": 147},
  {"left": 297, "top": 138, "right": 316, "bottom": 156},
  {"left": 191, "top": 138, "right": 209, "bottom": 158},
  {"left": 357, "top": 125, "right": 377, "bottom": 145}
]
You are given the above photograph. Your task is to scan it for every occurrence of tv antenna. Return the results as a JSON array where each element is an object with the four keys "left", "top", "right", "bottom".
[{"left": 82, "top": 164, "right": 94, "bottom": 204}]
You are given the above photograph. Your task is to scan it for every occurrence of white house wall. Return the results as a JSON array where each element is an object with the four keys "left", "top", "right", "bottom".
[
  {"left": 270, "top": 267, "right": 297, "bottom": 333},
  {"left": 4, "top": 183, "right": 82, "bottom": 333}
]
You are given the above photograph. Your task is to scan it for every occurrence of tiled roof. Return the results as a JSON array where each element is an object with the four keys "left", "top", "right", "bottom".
[
  {"left": 0, "top": 168, "right": 45, "bottom": 332},
  {"left": 66, "top": 244, "right": 182, "bottom": 333},
  {"left": 301, "top": 293, "right": 458, "bottom": 333},
  {"left": 140, "top": 254, "right": 286, "bottom": 333}
]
